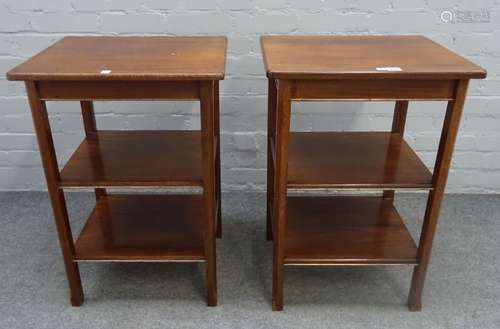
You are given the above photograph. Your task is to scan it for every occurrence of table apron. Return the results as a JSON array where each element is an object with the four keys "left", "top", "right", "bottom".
[
  {"left": 36, "top": 80, "right": 201, "bottom": 100},
  {"left": 291, "top": 79, "right": 457, "bottom": 101}
]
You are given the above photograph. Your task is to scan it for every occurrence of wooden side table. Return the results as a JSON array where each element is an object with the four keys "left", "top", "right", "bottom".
[
  {"left": 7, "top": 36, "right": 226, "bottom": 306},
  {"left": 261, "top": 35, "right": 486, "bottom": 311}
]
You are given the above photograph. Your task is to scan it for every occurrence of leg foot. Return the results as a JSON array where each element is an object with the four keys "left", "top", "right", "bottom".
[
  {"left": 272, "top": 246, "right": 284, "bottom": 311},
  {"left": 272, "top": 300, "right": 283, "bottom": 311},
  {"left": 407, "top": 265, "right": 425, "bottom": 312},
  {"left": 408, "top": 299, "right": 422, "bottom": 312},
  {"left": 70, "top": 293, "right": 84, "bottom": 307},
  {"left": 207, "top": 292, "right": 217, "bottom": 307}
]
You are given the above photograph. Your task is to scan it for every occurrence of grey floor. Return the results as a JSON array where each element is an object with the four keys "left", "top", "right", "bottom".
[{"left": 0, "top": 192, "right": 499, "bottom": 329}]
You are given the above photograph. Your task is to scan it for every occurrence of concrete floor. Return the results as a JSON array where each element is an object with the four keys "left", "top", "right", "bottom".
[{"left": 0, "top": 192, "right": 499, "bottom": 329}]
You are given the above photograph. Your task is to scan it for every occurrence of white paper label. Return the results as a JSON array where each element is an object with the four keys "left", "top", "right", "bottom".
[
  {"left": 376, "top": 67, "right": 402, "bottom": 72},
  {"left": 100, "top": 69, "right": 112, "bottom": 74}
]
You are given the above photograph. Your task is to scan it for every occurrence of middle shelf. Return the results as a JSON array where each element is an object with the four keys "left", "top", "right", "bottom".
[
  {"left": 285, "top": 132, "right": 433, "bottom": 190},
  {"left": 60, "top": 130, "right": 206, "bottom": 188}
]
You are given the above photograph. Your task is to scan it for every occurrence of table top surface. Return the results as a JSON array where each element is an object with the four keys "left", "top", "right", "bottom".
[
  {"left": 7, "top": 36, "right": 227, "bottom": 81},
  {"left": 261, "top": 35, "right": 486, "bottom": 80}
]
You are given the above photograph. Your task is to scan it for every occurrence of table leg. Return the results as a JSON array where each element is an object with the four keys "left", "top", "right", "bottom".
[
  {"left": 383, "top": 100, "right": 408, "bottom": 200},
  {"left": 80, "top": 101, "right": 106, "bottom": 200},
  {"left": 214, "top": 82, "right": 222, "bottom": 238},
  {"left": 267, "top": 78, "right": 277, "bottom": 241},
  {"left": 200, "top": 81, "right": 217, "bottom": 306},
  {"left": 26, "top": 81, "right": 84, "bottom": 306},
  {"left": 272, "top": 80, "right": 292, "bottom": 311},
  {"left": 408, "top": 80, "right": 469, "bottom": 311}
]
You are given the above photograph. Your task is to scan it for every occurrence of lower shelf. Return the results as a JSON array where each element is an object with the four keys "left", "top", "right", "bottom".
[
  {"left": 285, "top": 196, "right": 418, "bottom": 265},
  {"left": 74, "top": 194, "right": 205, "bottom": 262}
]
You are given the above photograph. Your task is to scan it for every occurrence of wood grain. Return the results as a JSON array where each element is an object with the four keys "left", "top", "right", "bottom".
[
  {"left": 408, "top": 80, "right": 470, "bottom": 311},
  {"left": 261, "top": 35, "right": 486, "bottom": 80},
  {"left": 272, "top": 80, "right": 292, "bottom": 311},
  {"left": 263, "top": 35, "right": 485, "bottom": 311},
  {"left": 200, "top": 80, "right": 218, "bottom": 306},
  {"left": 12, "top": 36, "right": 225, "bottom": 307},
  {"left": 7, "top": 36, "right": 227, "bottom": 81},
  {"left": 80, "top": 101, "right": 106, "bottom": 200},
  {"left": 292, "top": 79, "right": 456, "bottom": 100},
  {"left": 266, "top": 78, "right": 277, "bottom": 241},
  {"left": 383, "top": 100, "right": 409, "bottom": 200},
  {"left": 285, "top": 196, "right": 418, "bottom": 265},
  {"left": 60, "top": 131, "right": 202, "bottom": 188},
  {"left": 287, "top": 132, "right": 432, "bottom": 190},
  {"left": 25, "top": 81, "right": 84, "bottom": 306},
  {"left": 37, "top": 80, "right": 200, "bottom": 100},
  {"left": 75, "top": 194, "right": 205, "bottom": 262}
]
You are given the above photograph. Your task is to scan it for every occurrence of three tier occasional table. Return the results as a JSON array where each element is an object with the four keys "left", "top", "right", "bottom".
[
  {"left": 261, "top": 35, "right": 486, "bottom": 311},
  {"left": 7, "top": 36, "right": 226, "bottom": 306}
]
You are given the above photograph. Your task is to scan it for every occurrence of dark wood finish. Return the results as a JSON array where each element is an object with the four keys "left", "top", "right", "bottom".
[
  {"left": 37, "top": 80, "right": 200, "bottom": 100},
  {"left": 285, "top": 196, "right": 417, "bottom": 265},
  {"left": 292, "top": 79, "right": 456, "bottom": 100},
  {"left": 262, "top": 35, "right": 485, "bottom": 311},
  {"left": 7, "top": 36, "right": 227, "bottom": 81},
  {"left": 60, "top": 131, "right": 202, "bottom": 188},
  {"left": 80, "top": 101, "right": 106, "bottom": 200},
  {"left": 261, "top": 35, "right": 486, "bottom": 80},
  {"left": 200, "top": 81, "right": 217, "bottom": 306},
  {"left": 80, "top": 101, "right": 97, "bottom": 137},
  {"left": 408, "top": 80, "right": 469, "bottom": 311},
  {"left": 10, "top": 36, "right": 225, "bottom": 306},
  {"left": 214, "top": 81, "right": 222, "bottom": 239},
  {"left": 75, "top": 195, "right": 205, "bottom": 261},
  {"left": 25, "top": 82, "right": 84, "bottom": 306},
  {"left": 287, "top": 132, "right": 432, "bottom": 189},
  {"left": 272, "top": 80, "right": 292, "bottom": 311},
  {"left": 391, "top": 101, "right": 409, "bottom": 135},
  {"left": 383, "top": 101, "right": 409, "bottom": 200},
  {"left": 266, "top": 78, "right": 277, "bottom": 241}
]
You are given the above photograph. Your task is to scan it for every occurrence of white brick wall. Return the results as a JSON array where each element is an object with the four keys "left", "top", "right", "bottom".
[{"left": 1, "top": 0, "right": 499, "bottom": 192}]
